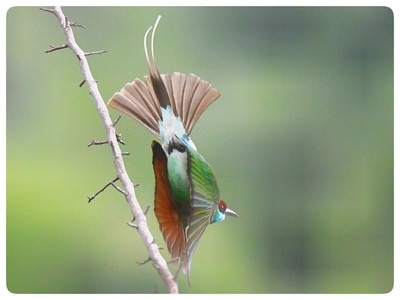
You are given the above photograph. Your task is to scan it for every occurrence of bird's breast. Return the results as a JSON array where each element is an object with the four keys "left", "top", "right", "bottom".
[{"left": 167, "top": 149, "right": 191, "bottom": 220}]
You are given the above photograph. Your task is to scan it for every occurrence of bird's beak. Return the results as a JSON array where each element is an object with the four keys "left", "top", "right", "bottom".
[{"left": 225, "top": 208, "right": 239, "bottom": 218}]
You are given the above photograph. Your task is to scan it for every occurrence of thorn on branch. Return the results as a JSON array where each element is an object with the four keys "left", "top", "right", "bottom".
[
  {"left": 39, "top": 7, "right": 55, "bottom": 14},
  {"left": 112, "top": 115, "right": 122, "bottom": 127},
  {"left": 63, "top": 17, "right": 85, "bottom": 30},
  {"left": 88, "top": 130, "right": 129, "bottom": 153},
  {"left": 87, "top": 177, "right": 122, "bottom": 203},
  {"left": 45, "top": 44, "right": 69, "bottom": 53},
  {"left": 88, "top": 133, "right": 127, "bottom": 147},
  {"left": 80, "top": 79, "right": 98, "bottom": 87},
  {"left": 127, "top": 221, "right": 138, "bottom": 229},
  {"left": 137, "top": 257, "right": 152, "bottom": 265},
  {"left": 127, "top": 204, "right": 150, "bottom": 229},
  {"left": 70, "top": 21, "right": 86, "bottom": 28},
  {"left": 110, "top": 180, "right": 127, "bottom": 196},
  {"left": 144, "top": 204, "right": 151, "bottom": 216},
  {"left": 116, "top": 133, "right": 126, "bottom": 145},
  {"left": 85, "top": 50, "right": 108, "bottom": 56},
  {"left": 88, "top": 139, "right": 108, "bottom": 147},
  {"left": 111, "top": 116, "right": 127, "bottom": 146}
]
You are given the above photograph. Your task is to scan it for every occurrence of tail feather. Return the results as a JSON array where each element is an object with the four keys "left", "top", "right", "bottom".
[
  {"left": 108, "top": 15, "right": 221, "bottom": 140},
  {"left": 144, "top": 15, "right": 171, "bottom": 109},
  {"left": 183, "top": 75, "right": 199, "bottom": 129},
  {"left": 109, "top": 80, "right": 161, "bottom": 139},
  {"left": 149, "top": 70, "right": 171, "bottom": 109},
  {"left": 170, "top": 73, "right": 220, "bottom": 136},
  {"left": 134, "top": 77, "right": 161, "bottom": 120}
]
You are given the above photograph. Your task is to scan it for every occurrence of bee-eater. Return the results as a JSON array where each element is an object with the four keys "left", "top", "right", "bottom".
[{"left": 108, "top": 16, "right": 238, "bottom": 282}]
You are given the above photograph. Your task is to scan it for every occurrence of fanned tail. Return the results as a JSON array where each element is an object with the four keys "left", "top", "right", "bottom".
[{"left": 107, "top": 16, "right": 221, "bottom": 139}]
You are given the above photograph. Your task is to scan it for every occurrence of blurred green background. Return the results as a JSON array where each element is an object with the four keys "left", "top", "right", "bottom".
[{"left": 6, "top": 6, "right": 393, "bottom": 293}]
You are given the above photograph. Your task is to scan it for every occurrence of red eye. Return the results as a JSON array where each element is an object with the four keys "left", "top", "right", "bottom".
[{"left": 218, "top": 200, "right": 227, "bottom": 214}]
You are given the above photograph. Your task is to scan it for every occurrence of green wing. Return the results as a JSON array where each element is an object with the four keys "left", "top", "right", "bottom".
[
  {"left": 186, "top": 147, "right": 220, "bottom": 271},
  {"left": 187, "top": 148, "right": 220, "bottom": 208}
]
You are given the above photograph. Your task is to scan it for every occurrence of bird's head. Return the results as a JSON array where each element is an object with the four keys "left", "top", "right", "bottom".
[{"left": 211, "top": 199, "right": 239, "bottom": 224}]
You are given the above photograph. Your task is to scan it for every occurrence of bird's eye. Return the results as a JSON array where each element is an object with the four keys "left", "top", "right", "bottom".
[{"left": 218, "top": 200, "right": 227, "bottom": 214}]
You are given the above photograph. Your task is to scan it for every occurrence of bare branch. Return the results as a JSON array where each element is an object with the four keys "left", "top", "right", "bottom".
[{"left": 43, "top": 6, "right": 178, "bottom": 293}]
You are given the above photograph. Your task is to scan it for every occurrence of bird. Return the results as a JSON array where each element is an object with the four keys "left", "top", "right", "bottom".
[{"left": 107, "top": 16, "right": 238, "bottom": 283}]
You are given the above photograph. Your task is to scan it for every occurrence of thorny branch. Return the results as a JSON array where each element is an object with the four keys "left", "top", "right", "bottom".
[{"left": 42, "top": 6, "right": 179, "bottom": 293}]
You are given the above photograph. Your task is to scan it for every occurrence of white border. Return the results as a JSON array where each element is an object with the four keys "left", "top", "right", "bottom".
[{"left": 2, "top": 1, "right": 398, "bottom": 299}]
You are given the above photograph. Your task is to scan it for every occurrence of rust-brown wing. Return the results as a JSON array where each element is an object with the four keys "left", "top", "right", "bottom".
[{"left": 152, "top": 141, "right": 187, "bottom": 263}]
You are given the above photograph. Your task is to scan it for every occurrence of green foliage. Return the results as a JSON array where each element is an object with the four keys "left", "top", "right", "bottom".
[{"left": 6, "top": 6, "right": 393, "bottom": 293}]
